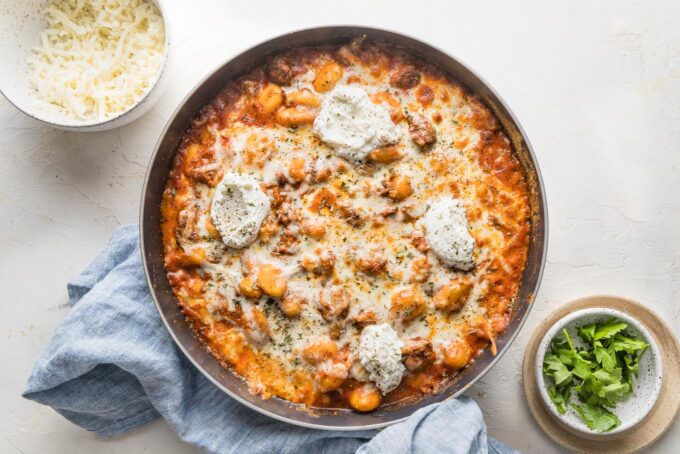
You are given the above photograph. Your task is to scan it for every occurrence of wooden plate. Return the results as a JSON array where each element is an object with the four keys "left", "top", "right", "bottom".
[{"left": 522, "top": 295, "right": 680, "bottom": 453}]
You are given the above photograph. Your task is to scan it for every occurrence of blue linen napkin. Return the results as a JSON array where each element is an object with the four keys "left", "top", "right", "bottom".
[{"left": 23, "top": 224, "right": 515, "bottom": 454}]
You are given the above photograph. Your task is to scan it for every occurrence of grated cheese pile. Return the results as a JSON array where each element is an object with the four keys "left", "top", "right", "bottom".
[{"left": 27, "top": 0, "right": 166, "bottom": 121}]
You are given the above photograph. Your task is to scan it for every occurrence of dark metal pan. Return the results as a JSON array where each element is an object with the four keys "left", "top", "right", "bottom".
[{"left": 140, "top": 26, "right": 548, "bottom": 430}]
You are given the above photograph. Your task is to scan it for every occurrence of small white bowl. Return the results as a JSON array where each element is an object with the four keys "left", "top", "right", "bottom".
[
  {"left": 0, "top": 0, "right": 170, "bottom": 132},
  {"left": 535, "top": 307, "right": 663, "bottom": 439}
]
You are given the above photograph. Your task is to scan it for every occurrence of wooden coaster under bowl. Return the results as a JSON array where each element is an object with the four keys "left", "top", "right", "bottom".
[{"left": 522, "top": 295, "right": 680, "bottom": 453}]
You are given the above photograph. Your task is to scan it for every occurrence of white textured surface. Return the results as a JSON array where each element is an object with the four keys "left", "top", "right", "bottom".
[{"left": 1, "top": 0, "right": 678, "bottom": 452}]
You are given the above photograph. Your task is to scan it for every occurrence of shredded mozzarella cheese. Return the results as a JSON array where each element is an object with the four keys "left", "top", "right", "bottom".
[{"left": 27, "top": 0, "right": 165, "bottom": 121}]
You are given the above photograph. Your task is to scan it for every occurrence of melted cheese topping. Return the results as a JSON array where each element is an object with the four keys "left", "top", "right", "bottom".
[
  {"left": 313, "top": 85, "right": 399, "bottom": 162},
  {"left": 160, "top": 41, "right": 531, "bottom": 411}
]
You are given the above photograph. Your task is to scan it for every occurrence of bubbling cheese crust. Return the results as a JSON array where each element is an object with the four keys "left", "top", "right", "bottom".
[{"left": 160, "top": 38, "right": 531, "bottom": 411}]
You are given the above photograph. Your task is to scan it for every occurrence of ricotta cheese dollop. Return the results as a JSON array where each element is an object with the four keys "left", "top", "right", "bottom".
[
  {"left": 312, "top": 85, "right": 399, "bottom": 162},
  {"left": 359, "top": 323, "right": 405, "bottom": 394},
  {"left": 210, "top": 173, "right": 270, "bottom": 249},
  {"left": 421, "top": 197, "right": 475, "bottom": 270}
]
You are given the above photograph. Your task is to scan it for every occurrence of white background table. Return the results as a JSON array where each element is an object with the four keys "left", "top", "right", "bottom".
[{"left": 1, "top": 0, "right": 678, "bottom": 452}]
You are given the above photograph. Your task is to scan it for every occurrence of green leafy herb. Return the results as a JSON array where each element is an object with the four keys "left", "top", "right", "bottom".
[
  {"left": 593, "top": 341, "right": 617, "bottom": 372},
  {"left": 542, "top": 318, "right": 649, "bottom": 432},
  {"left": 544, "top": 353, "right": 573, "bottom": 387},
  {"left": 593, "top": 320, "right": 627, "bottom": 340},
  {"left": 578, "top": 324, "right": 596, "bottom": 342},
  {"left": 611, "top": 334, "right": 649, "bottom": 354},
  {"left": 547, "top": 385, "right": 570, "bottom": 414},
  {"left": 571, "top": 402, "right": 621, "bottom": 432}
]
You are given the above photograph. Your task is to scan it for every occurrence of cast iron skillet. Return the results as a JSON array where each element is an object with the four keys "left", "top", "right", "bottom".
[{"left": 140, "top": 26, "right": 548, "bottom": 430}]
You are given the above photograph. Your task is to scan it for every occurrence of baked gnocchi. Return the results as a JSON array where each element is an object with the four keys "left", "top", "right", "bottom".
[{"left": 161, "top": 38, "right": 531, "bottom": 411}]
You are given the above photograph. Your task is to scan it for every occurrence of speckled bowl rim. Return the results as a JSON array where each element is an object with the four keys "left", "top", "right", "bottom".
[
  {"left": 535, "top": 307, "right": 664, "bottom": 437},
  {"left": 0, "top": 0, "right": 170, "bottom": 130}
]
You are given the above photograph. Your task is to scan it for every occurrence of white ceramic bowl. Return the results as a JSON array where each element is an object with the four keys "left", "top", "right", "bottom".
[
  {"left": 535, "top": 307, "right": 663, "bottom": 439},
  {"left": 0, "top": 0, "right": 170, "bottom": 132}
]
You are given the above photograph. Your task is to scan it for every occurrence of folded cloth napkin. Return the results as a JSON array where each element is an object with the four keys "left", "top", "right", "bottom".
[{"left": 24, "top": 224, "right": 515, "bottom": 454}]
